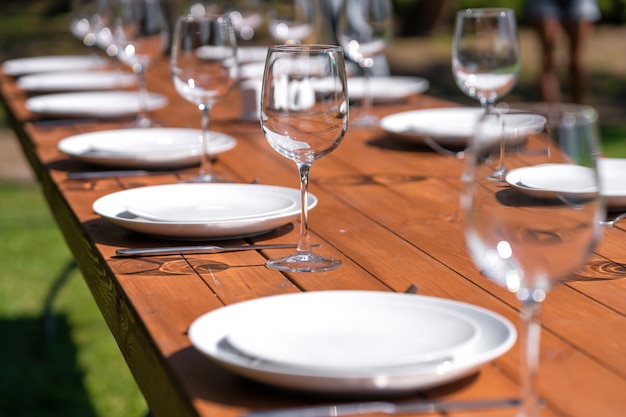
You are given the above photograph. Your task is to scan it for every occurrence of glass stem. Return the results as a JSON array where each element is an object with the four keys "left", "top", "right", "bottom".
[
  {"left": 199, "top": 103, "right": 213, "bottom": 178},
  {"left": 361, "top": 65, "right": 373, "bottom": 117},
  {"left": 296, "top": 162, "right": 312, "bottom": 253},
  {"left": 135, "top": 68, "right": 151, "bottom": 127},
  {"left": 484, "top": 99, "right": 506, "bottom": 179},
  {"left": 519, "top": 296, "right": 542, "bottom": 417}
]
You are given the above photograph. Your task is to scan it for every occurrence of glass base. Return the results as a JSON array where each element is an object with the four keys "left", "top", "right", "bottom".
[
  {"left": 184, "top": 173, "right": 230, "bottom": 183},
  {"left": 266, "top": 251, "right": 342, "bottom": 273},
  {"left": 350, "top": 112, "right": 379, "bottom": 128},
  {"left": 487, "top": 167, "right": 507, "bottom": 182},
  {"left": 130, "top": 115, "right": 159, "bottom": 128}
]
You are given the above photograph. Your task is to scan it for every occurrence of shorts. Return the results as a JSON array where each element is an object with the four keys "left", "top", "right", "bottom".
[{"left": 526, "top": 0, "right": 601, "bottom": 21}]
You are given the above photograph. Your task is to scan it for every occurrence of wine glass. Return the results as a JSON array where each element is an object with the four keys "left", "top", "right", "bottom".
[
  {"left": 260, "top": 45, "right": 349, "bottom": 272},
  {"left": 336, "top": 0, "right": 393, "bottom": 127},
  {"left": 462, "top": 106, "right": 604, "bottom": 417},
  {"left": 70, "top": 0, "right": 98, "bottom": 46},
  {"left": 452, "top": 8, "right": 520, "bottom": 180},
  {"left": 267, "top": 0, "right": 315, "bottom": 44},
  {"left": 114, "top": 0, "right": 169, "bottom": 127},
  {"left": 170, "top": 13, "right": 238, "bottom": 183}
]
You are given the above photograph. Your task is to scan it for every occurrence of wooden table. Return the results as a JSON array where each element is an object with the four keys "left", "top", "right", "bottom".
[{"left": 1, "top": 55, "right": 625, "bottom": 417}]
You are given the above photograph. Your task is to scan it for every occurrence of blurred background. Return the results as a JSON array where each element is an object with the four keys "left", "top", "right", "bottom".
[{"left": 1, "top": 1, "right": 625, "bottom": 416}]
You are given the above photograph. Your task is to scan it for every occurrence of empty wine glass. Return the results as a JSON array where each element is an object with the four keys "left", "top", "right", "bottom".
[
  {"left": 267, "top": 0, "right": 315, "bottom": 44},
  {"left": 114, "top": 0, "right": 169, "bottom": 127},
  {"left": 462, "top": 106, "right": 604, "bottom": 417},
  {"left": 260, "top": 45, "right": 349, "bottom": 272},
  {"left": 171, "top": 13, "right": 238, "bottom": 182},
  {"left": 452, "top": 8, "right": 520, "bottom": 180},
  {"left": 336, "top": 0, "right": 393, "bottom": 127}
]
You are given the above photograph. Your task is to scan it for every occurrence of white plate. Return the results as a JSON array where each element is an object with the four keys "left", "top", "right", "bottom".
[
  {"left": 237, "top": 46, "right": 268, "bottom": 64},
  {"left": 381, "top": 108, "right": 546, "bottom": 147},
  {"left": 17, "top": 71, "right": 136, "bottom": 92},
  {"left": 506, "top": 164, "right": 598, "bottom": 199},
  {"left": 380, "top": 107, "right": 484, "bottom": 146},
  {"left": 188, "top": 291, "right": 516, "bottom": 394},
  {"left": 347, "top": 76, "right": 429, "bottom": 102},
  {"left": 58, "top": 128, "right": 235, "bottom": 169},
  {"left": 2, "top": 55, "right": 109, "bottom": 76},
  {"left": 226, "top": 298, "right": 479, "bottom": 370},
  {"left": 93, "top": 183, "right": 317, "bottom": 240},
  {"left": 26, "top": 91, "right": 167, "bottom": 118},
  {"left": 239, "top": 62, "right": 265, "bottom": 80},
  {"left": 126, "top": 187, "right": 297, "bottom": 222},
  {"left": 599, "top": 158, "right": 626, "bottom": 208}
]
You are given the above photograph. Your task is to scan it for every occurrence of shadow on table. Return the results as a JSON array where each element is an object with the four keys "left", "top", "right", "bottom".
[
  {"left": 0, "top": 314, "right": 98, "bottom": 417},
  {"left": 169, "top": 346, "right": 480, "bottom": 410}
]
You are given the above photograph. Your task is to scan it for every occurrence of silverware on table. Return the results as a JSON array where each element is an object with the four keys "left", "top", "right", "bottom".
[
  {"left": 242, "top": 397, "right": 521, "bottom": 417},
  {"left": 601, "top": 212, "right": 626, "bottom": 227},
  {"left": 67, "top": 170, "right": 175, "bottom": 180},
  {"left": 116, "top": 243, "right": 319, "bottom": 257}
]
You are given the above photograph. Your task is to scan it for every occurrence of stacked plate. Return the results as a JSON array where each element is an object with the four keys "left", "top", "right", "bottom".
[
  {"left": 59, "top": 128, "right": 235, "bottom": 169},
  {"left": 507, "top": 159, "right": 626, "bottom": 209},
  {"left": 189, "top": 291, "right": 516, "bottom": 394},
  {"left": 346, "top": 76, "right": 429, "bottom": 103},
  {"left": 599, "top": 158, "right": 626, "bottom": 208},
  {"left": 3, "top": 55, "right": 168, "bottom": 118},
  {"left": 93, "top": 183, "right": 317, "bottom": 240},
  {"left": 380, "top": 107, "right": 484, "bottom": 147},
  {"left": 25, "top": 91, "right": 167, "bottom": 118},
  {"left": 2, "top": 55, "right": 109, "bottom": 76},
  {"left": 18, "top": 71, "right": 137, "bottom": 92},
  {"left": 380, "top": 107, "right": 545, "bottom": 147}
]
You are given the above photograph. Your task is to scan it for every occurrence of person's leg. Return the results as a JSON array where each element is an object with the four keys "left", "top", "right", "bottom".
[
  {"left": 533, "top": 18, "right": 562, "bottom": 102},
  {"left": 564, "top": 19, "right": 594, "bottom": 103}
]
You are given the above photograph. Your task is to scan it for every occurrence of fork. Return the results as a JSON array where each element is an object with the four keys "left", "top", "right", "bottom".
[{"left": 601, "top": 212, "right": 626, "bottom": 227}]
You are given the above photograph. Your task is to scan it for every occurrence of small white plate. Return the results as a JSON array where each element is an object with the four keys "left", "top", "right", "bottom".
[
  {"left": 506, "top": 164, "right": 598, "bottom": 199},
  {"left": 17, "top": 71, "right": 136, "bottom": 92},
  {"left": 26, "top": 91, "right": 167, "bottom": 118},
  {"left": 189, "top": 291, "right": 516, "bottom": 394},
  {"left": 93, "top": 183, "right": 317, "bottom": 240},
  {"left": 380, "top": 107, "right": 484, "bottom": 146},
  {"left": 58, "top": 128, "right": 235, "bottom": 169},
  {"left": 347, "top": 76, "right": 429, "bottom": 102},
  {"left": 226, "top": 301, "right": 479, "bottom": 370},
  {"left": 126, "top": 188, "right": 297, "bottom": 222},
  {"left": 2, "top": 55, "right": 109, "bottom": 76}
]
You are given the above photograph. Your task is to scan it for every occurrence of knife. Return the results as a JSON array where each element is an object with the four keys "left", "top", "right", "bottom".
[
  {"left": 67, "top": 170, "right": 174, "bottom": 180},
  {"left": 116, "top": 243, "right": 318, "bottom": 257},
  {"left": 242, "top": 397, "right": 521, "bottom": 417}
]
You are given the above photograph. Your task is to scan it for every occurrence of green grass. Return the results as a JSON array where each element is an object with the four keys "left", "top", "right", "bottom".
[
  {"left": 0, "top": 182, "right": 146, "bottom": 417},
  {"left": 601, "top": 125, "right": 626, "bottom": 157}
]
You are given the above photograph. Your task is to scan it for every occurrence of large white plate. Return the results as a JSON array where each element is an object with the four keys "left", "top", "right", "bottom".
[
  {"left": 2, "top": 55, "right": 109, "bottom": 76},
  {"left": 225, "top": 298, "right": 479, "bottom": 370},
  {"left": 126, "top": 186, "right": 297, "bottom": 222},
  {"left": 506, "top": 164, "right": 598, "bottom": 200},
  {"left": 188, "top": 291, "right": 516, "bottom": 394},
  {"left": 26, "top": 91, "right": 167, "bottom": 118},
  {"left": 380, "top": 107, "right": 484, "bottom": 146},
  {"left": 347, "top": 76, "right": 429, "bottom": 102},
  {"left": 17, "top": 71, "right": 136, "bottom": 92},
  {"left": 58, "top": 128, "right": 235, "bottom": 169},
  {"left": 93, "top": 183, "right": 317, "bottom": 240}
]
